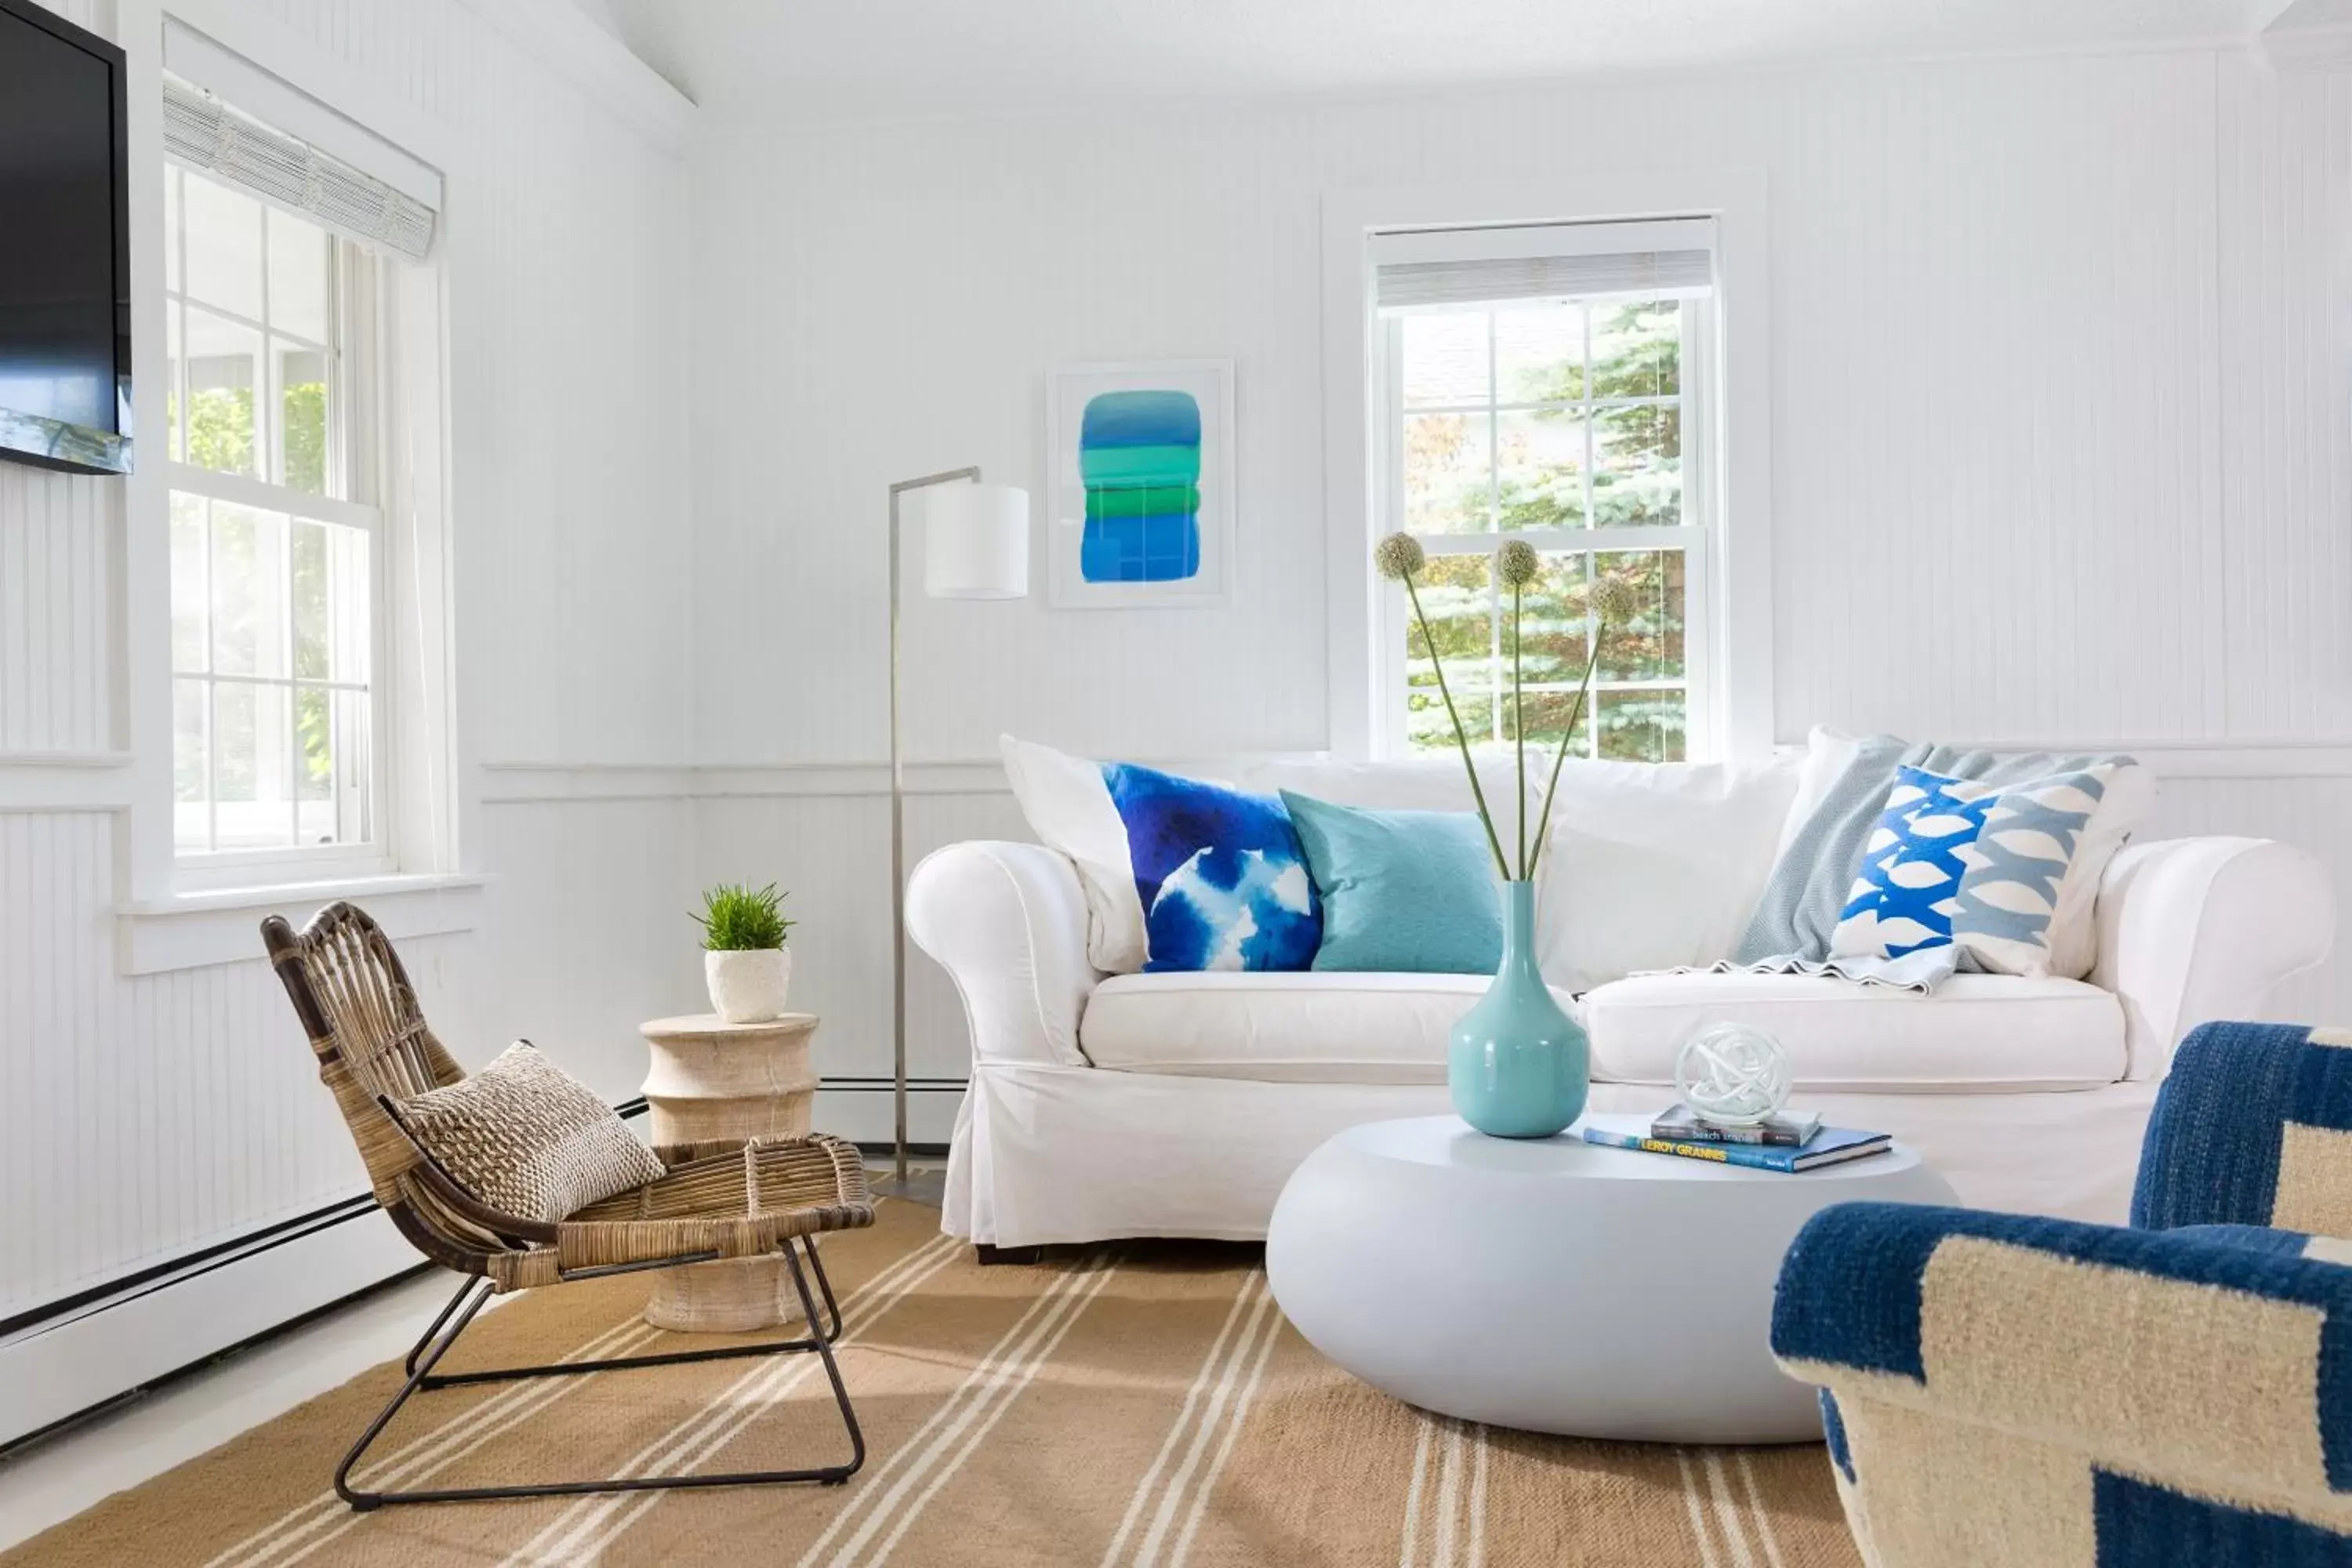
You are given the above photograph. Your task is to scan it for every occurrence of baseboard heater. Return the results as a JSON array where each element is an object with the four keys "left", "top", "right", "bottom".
[{"left": 0, "top": 1098, "right": 650, "bottom": 1455}]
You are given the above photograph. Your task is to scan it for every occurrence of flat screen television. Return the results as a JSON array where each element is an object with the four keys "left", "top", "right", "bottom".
[{"left": 0, "top": 0, "right": 131, "bottom": 476}]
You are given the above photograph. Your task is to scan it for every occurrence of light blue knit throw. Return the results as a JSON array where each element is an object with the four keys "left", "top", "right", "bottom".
[{"left": 1718, "top": 737, "right": 2132, "bottom": 992}]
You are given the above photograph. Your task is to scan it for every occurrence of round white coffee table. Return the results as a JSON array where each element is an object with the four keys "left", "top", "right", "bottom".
[{"left": 1265, "top": 1114, "right": 1955, "bottom": 1443}]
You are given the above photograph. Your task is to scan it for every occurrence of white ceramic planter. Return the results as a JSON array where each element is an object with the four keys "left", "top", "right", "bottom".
[{"left": 704, "top": 948, "right": 792, "bottom": 1023}]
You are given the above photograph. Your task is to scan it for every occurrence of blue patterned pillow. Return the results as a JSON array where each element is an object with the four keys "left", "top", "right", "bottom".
[
  {"left": 1829, "top": 768, "right": 1994, "bottom": 960},
  {"left": 1831, "top": 762, "right": 2122, "bottom": 972},
  {"left": 1101, "top": 762, "right": 1321, "bottom": 972}
]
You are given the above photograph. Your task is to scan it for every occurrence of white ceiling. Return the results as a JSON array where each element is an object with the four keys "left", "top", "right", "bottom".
[{"left": 605, "top": 0, "right": 2281, "bottom": 126}]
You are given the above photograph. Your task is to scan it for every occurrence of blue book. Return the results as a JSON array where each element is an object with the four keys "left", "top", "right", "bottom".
[{"left": 1582, "top": 1119, "right": 1891, "bottom": 1173}]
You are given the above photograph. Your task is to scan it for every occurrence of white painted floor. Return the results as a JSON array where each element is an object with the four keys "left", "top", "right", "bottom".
[{"left": 0, "top": 1160, "right": 942, "bottom": 1554}]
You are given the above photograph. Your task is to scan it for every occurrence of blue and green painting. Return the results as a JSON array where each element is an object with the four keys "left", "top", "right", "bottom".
[{"left": 1079, "top": 389, "right": 1203, "bottom": 583}]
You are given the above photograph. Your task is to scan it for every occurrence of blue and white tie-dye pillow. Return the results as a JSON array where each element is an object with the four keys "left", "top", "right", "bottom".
[
  {"left": 1830, "top": 762, "right": 2123, "bottom": 976},
  {"left": 1101, "top": 761, "right": 1321, "bottom": 971},
  {"left": 999, "top": 736, "right": 1324, "bottom": 974}
]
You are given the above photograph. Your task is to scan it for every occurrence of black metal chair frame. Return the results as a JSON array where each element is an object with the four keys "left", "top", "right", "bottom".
[{"left": 336, "top": 1232, "right": 863, "bottom": 1511}]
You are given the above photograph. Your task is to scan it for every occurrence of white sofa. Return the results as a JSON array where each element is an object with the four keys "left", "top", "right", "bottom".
[{"left": 907, "top": 756, "right": 2335, "bottom": 1248}]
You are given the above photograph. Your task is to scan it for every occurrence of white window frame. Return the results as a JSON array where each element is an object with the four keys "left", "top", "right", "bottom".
[
  {"left": 118, "top": 0, "right": 471, "bottom": 931},
  {"left": 1370, "top": 285, "right": 1716, "bottom": 760},
  {"left": 165, "top": 163, "right": 393, "bottom": 886},
  {"left": 1321, "top": 173, "right": 1775, "bottom": 763}
]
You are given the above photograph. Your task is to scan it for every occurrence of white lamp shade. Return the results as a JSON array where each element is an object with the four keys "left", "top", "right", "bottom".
[{"left": 924, "top": 483, "right": 1030, "bottom": 600}]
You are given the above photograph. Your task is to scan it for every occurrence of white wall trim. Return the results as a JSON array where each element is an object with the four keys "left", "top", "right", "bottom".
[
  {"left": 448, "top": 0, "right": 696, "bottom": 154},
  {"left": 1319, "top": 169, "right": 1776, "bottom": 762},
  {"left": 0, "top": 753, "right": 136, "bottom": 811},
  {"left": 115, "top": 873, "right": 486, "bottom": 976},
  {"left": 477, "top": 761, "right": 699, "bottom": 804},
  {"left": 2261, "top": 22, "right": 2352, "bottom": 69},
  {"left": 0, "top": 1205, "right": 417, "bottom": 1450},
  {"left": 479, "top": 741, "right": 2352, "bottom": 806}
]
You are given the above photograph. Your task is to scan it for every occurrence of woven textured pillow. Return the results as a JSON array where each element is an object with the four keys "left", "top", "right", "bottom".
[{"left": 389, "top": 1040, "right": 663, "bottom": 1224}]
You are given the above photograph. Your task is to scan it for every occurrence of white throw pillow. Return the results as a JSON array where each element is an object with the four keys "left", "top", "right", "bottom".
[
  {"left": 1236, "top": 757, "right": 1534, "bottom": 825},
  {"left": 2024, "top": 759, "right": 2153, "bottom": 980},
  {"left": 1000, "top": 735, "right": 1160, "bottom": 974},
  {"left": 1775, "top": 725, "right": 1864, "bottom": 861},
  {"left": 1533, "top": 755, "right": 1802, "bottom": 995}
]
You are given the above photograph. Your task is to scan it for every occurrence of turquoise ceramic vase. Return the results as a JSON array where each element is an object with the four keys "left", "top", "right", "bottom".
[{"left": 1449, "top": 880, "right": 1588, "bottom": 1138}]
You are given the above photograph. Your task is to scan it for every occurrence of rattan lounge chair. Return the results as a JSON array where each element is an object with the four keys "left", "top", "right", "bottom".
[{"left": 262, "top": 901, "right": 874, "bottom": 1512}]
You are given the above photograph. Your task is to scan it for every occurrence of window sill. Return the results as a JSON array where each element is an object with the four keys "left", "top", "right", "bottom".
[{"left": 116, "top": 873, "right": 488, "bottom": 976}]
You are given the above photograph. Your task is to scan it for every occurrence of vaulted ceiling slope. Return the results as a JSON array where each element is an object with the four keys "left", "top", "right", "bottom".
[{"left": 606, "top": 0, "right": 2290, "bottom": 125}]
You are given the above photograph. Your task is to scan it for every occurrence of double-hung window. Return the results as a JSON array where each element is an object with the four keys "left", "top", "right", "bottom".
[
  {"left": 1371, "top": 220, "right": 1717, "bottom": 761},
  {"left": 158, "top": 53, "right": 437, "bottom": 879},
  {"left": 165, "top": 165, "right": 378, "bottom": 865}
]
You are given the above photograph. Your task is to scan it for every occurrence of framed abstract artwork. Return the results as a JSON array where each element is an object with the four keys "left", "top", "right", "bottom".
[{"left": 1046, "top": 360, "right": 1236, "bottom": 608}]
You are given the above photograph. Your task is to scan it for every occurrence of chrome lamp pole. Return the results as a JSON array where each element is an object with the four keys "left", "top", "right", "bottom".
[{"left": 877, "top": 469, "right": 1029, "bottom": 1201}]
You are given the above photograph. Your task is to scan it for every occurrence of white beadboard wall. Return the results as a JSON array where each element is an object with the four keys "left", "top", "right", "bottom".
[
  {"left": 0, "top": 469, "right": 112, "bottom": 757},
  {"left": 0, "top": 0, "right": 702, "bottom": 1327},
  {"left": 679, "top": 43, "right": 2352, "bottom": 1095}
]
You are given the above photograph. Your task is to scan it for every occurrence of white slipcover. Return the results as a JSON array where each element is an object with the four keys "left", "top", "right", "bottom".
[
  {"left": 909, "top": 785, "right": 2334, "bottom": 1247},
  {"left": 1082, "top": 971, "right": 1564, "bottom": 1083},
  {"left": 1581, "top": 971, "right": 2125, "bottom": 1091}
]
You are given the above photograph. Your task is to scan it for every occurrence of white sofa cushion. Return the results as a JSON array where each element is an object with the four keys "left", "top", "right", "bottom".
[
  {"left": 1581, "top": 971, "right": 2126, "bottom": 1091},
  {"left": 1081, "top": 971, "right": 1572, "bottom": 1084},
  {"left": 1234, "top": 757, "right": 1532, "bottom": 821},
  {"left": 1532, "top": 753, "right": 1801, "bottom": 994}
]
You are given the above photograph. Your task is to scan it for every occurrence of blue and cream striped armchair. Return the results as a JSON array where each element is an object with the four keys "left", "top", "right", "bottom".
[{"left": 1773, "top": 1021, "right": 2352, "bottom": 1566}]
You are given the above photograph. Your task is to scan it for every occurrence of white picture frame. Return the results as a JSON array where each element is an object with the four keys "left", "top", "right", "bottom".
[{"left": 1046, "top": 359, "right": 1236, "bottom": 609}]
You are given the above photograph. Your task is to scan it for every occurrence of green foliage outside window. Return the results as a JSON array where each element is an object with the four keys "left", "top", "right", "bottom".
[
  {"left": 177, "top": 375, "right": 343, "bottom": 813},
  {"left": 1399, "top": 298, "right": 1690, "bottom": 762}
]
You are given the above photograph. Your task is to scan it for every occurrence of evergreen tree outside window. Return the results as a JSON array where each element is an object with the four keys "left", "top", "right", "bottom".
[{"left": 1374, "top": 227, "right": 1714, "bottom": 763}]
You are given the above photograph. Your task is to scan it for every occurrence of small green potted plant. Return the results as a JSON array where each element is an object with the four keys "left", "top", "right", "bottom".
[{"left": 694, "top": 880, "right": 795, "bottom": 1022}]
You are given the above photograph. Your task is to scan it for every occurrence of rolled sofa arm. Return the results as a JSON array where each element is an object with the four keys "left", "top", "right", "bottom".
[
  {"left": 1773, "top": 1201, "right": 2352, "bottom": 1555},
  {"left": 2092, "top": 837, "right": 2335, "bottom": 1080},
  {"left": 906, "top": 840, "right": 1100, "bottom": 1069}
]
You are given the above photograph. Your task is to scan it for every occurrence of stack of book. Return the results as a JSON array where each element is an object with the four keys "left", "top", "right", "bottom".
[{"left": 1581, "top": 1102, "right": 1891, "bottom": 1173}]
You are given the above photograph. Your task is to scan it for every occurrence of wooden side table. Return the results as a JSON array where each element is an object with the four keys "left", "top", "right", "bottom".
[{"left": 637, "top": 1012, "right": 822, "bottom": 1332}]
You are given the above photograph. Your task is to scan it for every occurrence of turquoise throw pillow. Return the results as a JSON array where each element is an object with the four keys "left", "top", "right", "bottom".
[{"left": 1279, "top": 791, "right": 1502, "bottom": 974}]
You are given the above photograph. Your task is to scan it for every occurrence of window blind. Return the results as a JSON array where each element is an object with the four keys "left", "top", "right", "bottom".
[
  {"left": 161, "top": 24, "right": 438, "bottom": 262},
  {"left": 1373, "top": 218, "right": 1714, "bottom": 314}
]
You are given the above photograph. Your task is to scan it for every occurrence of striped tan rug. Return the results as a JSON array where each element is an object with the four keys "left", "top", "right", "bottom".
[{"left": 6, "top": 1202, "right": 1860, "bottom": 1566}]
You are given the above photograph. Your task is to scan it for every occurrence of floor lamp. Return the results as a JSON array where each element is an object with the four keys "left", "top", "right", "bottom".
[{"left": 877, "top": 468, "right": 1030, "bottom": 1203}]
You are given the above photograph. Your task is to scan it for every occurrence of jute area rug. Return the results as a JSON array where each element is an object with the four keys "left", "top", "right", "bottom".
[{"left": 6, "top": 1201, "right": 1860, "bottom": 1567}]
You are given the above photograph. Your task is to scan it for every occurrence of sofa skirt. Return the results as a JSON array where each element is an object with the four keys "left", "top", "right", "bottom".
[{"left": 938, "top": 1062, "right": 2161, "bottom": 1249}]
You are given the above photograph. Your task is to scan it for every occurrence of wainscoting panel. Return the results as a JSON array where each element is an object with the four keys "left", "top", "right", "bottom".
[
  {"left": 0, "top": 811, "right": 389, "bottom": 1322},
  {"left": 691, "top": 789, "right": 1028, "bottom": 1145},
  {"left": 2146, "top": 775, "right": 2352, "bottom": 1025},
  {"left": 0, "top": 466, "right": 114, "bottom": 757},
  {"left": 0, "top": 793, "right": 695, "bottom": 1327}
]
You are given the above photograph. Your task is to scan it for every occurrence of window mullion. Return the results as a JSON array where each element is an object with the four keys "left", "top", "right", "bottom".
[
  {"left": 201, "top": 506, "right": 218, "bottom": 853},
  {"left": 256, "top": 198, "right": 274, "bottom": 488},
  {"left": 1487, "top": 310, "right": 1503, "bottom": 747},
  {"left": 1581, "top": 305, "right": 1596, "bottom": 547},
  {"left": 286, "top": 528, "right": 300, "bottom": 849}
]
